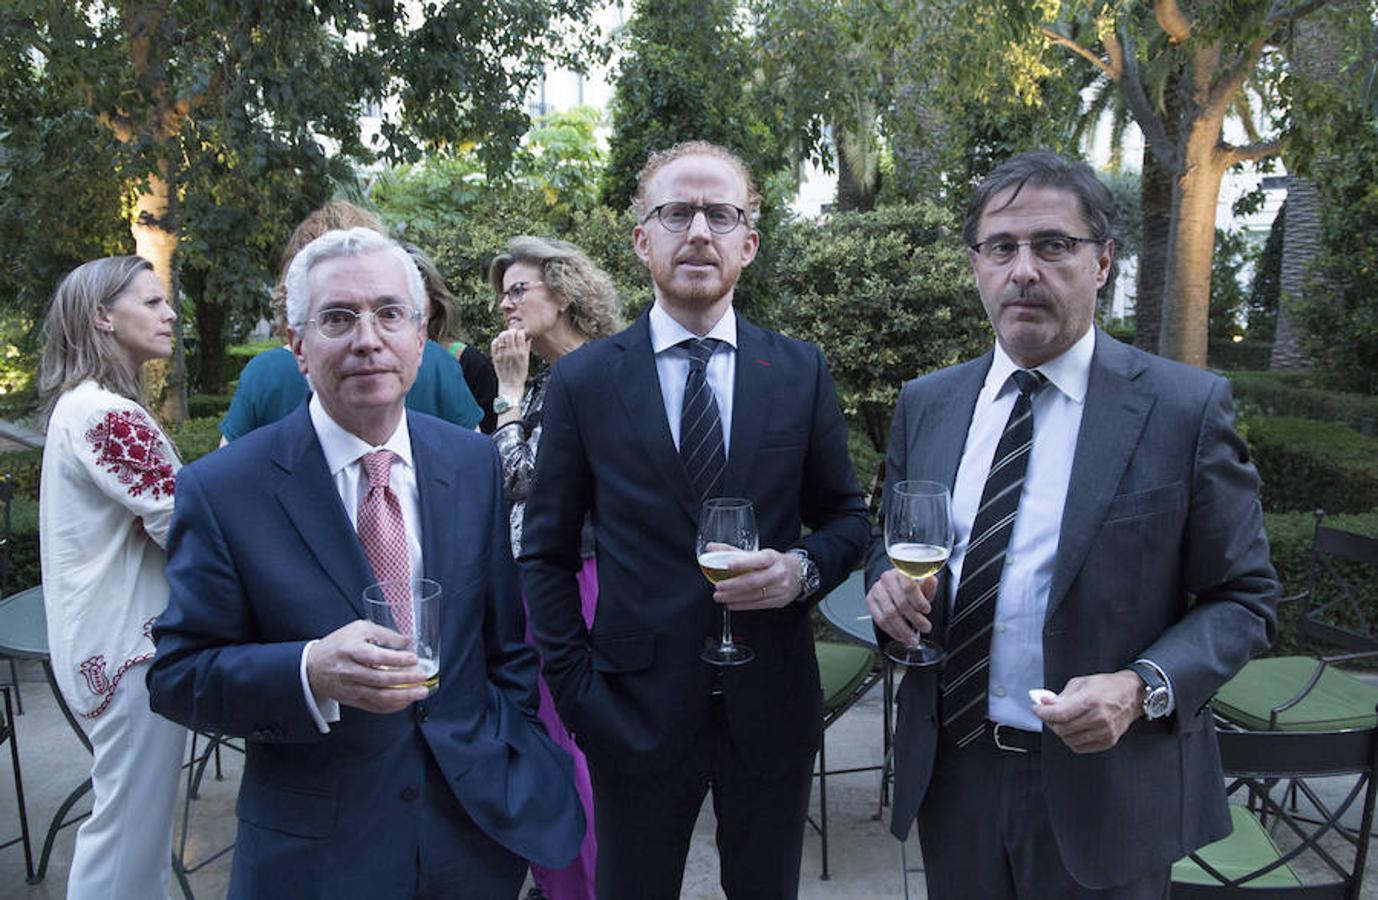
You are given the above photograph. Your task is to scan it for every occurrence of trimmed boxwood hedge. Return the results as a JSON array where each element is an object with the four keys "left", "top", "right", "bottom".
[
  {"left": 1230, "top": 371, "right": 1378, "bottom": 435},
  {"left": 1246, "top": 416, "right": 1378, "bottom": 514}
]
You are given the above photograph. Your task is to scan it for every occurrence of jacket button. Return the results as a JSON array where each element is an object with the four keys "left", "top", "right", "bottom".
[{"left": 400, "top": 786, "right": 419, "bottom": 803}]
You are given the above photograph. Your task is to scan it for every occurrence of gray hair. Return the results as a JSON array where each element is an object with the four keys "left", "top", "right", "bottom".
[
  {"left": 39, "top": 256, "right": 155, "bottom": 428},
  {"left": 284, "top": 228, "right": 425, "bottom": 331},
  {"left": 488, "top": 236, "right": 624, "bottom": 341},
  {"left": 962, "top": 150, "right": 1116, "bottom": 248}
]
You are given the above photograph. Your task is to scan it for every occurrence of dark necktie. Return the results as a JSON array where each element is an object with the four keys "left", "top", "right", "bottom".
[
  {"left": 679, "top": 337, "right": 726, "bottom": 499},
  {"left": 940, "top": 369, "right": 1047, "bottom": 747}
]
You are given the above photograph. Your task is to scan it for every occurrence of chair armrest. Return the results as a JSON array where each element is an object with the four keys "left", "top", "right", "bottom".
[{"left": 1277, "top": 589, "right": 1310, "bottom": 607}]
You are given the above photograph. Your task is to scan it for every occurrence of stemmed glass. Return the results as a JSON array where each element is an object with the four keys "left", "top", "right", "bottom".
[
  {"left": 883, "top": 480, "right": 954, "bottom": 667},
  {"left": 697, "top": 497, "right": 758, "bottom": 666}
]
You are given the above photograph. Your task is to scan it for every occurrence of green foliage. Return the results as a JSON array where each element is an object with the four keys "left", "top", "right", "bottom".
[
  {"left": 1206, "top": 339, "right": 1271, "bottom": 371},
  {"left": 601, "top": 0, "right": 790, "bottom": 213},
  {"left": 1247, "top": 416, "right": 1378, "bottom": 514},
  {"left": 1229, "top": 371, "right": 1378, "bottom": 433},
  {"left": 7, "top": 495, "right": 40, "bottom": 592},
  {"left": 167, "top": 417, "right": 224, "bottom": 464},
  {"left": 1209, "top": 229, "right": 1255, "bottom": 340},
  {"left": 1246, "top": 200, "right": 1283, "bottom": 342},
  {"left": 0, "top": 450, "right": 43, "bottom": 503},
  {"left": 1263, "top": 509, "right": 1378, "bottom": 658},
  {"left": 772, "top": 204, "right": 988, "bottom": 452},
  {"left": 187, "top": 394, "right": 233, "bottom": 419}
]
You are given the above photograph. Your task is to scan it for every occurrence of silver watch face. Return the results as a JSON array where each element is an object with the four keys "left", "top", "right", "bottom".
[
  {"left": 1144, "top": 687, "right": 1170, "bottom": 719},
  {"left": 492, "top": 396, "right": 515, "bottom": 414}
]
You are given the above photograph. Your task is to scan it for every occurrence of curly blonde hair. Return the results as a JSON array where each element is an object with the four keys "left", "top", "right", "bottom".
[{"left": 488, "top": 237, "right": 623, "bottom": 341}]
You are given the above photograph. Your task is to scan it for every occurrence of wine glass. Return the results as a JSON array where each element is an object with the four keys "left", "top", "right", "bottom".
[
  {"left": 697, "top": 497, "right": 758, "bottom": 666},
  {"left": 883, "top": 480, "right": 953, "bottom": 667}
]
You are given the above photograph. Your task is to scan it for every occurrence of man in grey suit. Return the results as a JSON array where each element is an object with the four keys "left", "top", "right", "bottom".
[{"left": 866, "top": 150, "right": 1280, "bottom": 898}]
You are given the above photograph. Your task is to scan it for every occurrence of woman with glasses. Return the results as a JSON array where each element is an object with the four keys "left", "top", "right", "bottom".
[
  {"left": 489, "top": 236, "right": 622, "bottom": 900},
  {"left": 37, "top": 256, "right": 188, "bottom": 899}
]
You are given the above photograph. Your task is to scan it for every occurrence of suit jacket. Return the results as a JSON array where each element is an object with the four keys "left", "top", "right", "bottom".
[
  {"left": 148, "top": 404, "right": 582, "bottom": 898},
  {"left": 519, "top": 311, "right": 870, "bottom": 778},
  {"left": 866, "top": 328, "right": 1280, "bottom": 889}
]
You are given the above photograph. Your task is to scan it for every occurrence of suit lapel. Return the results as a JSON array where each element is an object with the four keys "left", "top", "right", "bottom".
[
  {"left": 722, "top": 318, "right": 772, "bottom": 498},
  {"left": 615, "top": 313, "right": 701, "bottom": 523},
  {"left": 410, "top": 415, "right": 457, "bottom": 586},
  {"left": 1046, "top": 331, "right": 1154, "bottom": 620},
  {"left": 273, "top": 404, "right": 375, "bottom": 619}
]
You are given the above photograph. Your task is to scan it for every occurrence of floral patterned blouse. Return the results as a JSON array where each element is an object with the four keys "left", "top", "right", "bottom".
[{"left": 39, "top": 380, "right": 181, "bottom": 720}]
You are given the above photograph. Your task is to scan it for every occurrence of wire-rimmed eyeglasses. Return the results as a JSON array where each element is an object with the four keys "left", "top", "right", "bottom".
[
  {"left": 641, "top": 202, "right": 747, "bottom": 235},
  {"left": 308, "top": 304, "right": 420, "bottom": 340},
  {"left": 968, "top": 235, "right": 1106, "bottom": 265}
]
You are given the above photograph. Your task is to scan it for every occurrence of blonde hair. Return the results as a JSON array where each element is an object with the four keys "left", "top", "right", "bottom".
[
  {"left": 404, "top": 243, "right": 463, "bottom": 342},
  {"left": 39, "top": 256, "right": 155, "bottom": 427},
  {"left": 630, "top": 141, "right": 762, "bottom": 227},
  {"left": 488, "top": 237, "right": 623, "bottom": 341}
]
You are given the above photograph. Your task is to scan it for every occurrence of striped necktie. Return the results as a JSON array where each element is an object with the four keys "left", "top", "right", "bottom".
[
  {"left": 679, "top": 337, "right": 726, "bottom": 500},
  {"left": 940, "top": 368, "right": 1047, "bottom": 748}
]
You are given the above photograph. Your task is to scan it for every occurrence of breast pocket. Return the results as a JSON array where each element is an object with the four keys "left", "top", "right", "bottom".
[{"left": 1103, "top": 482, "right": 1183, "bottom": 524}]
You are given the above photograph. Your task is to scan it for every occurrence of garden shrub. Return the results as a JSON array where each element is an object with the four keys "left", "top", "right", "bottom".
[
  {"left": 188, "top": 393, "right": 233, "bottom": 419},
  {"left": 167, "top": 417, "right": 223, "bottom": 464},
  {"left": 1229, "top": 370, "right": 1378, "bottom": 434},
  {"left": 1262, "top": 509, "right": 1378, "bottom": 658},
  {"left": 1247, "top": 416, "right": 1378, "bottom": 514},
  {"left": 1, "top": 449, "right": 43, "bottom": 501},
  {"left": 1207, "top": 339, "right": 1272, "bottom": 371},
  {"left": 772, "top": 203, "right": 989, "bottom": 453}
]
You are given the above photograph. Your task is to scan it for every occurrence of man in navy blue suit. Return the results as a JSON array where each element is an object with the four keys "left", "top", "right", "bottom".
[
  {"left": 520, "top": 141, "right": 870, "bottom": 898},
  {"left": 148, "top": 228, "right": 582, "bottom": 899}
]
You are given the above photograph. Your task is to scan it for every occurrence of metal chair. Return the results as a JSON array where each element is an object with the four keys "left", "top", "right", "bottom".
[
  {"left": 0, "top": 685, "right": 33, "bottom": 879},
  {"left": 1171, "top": 723, "right": 1378, "bottom": 895},
  {"left": 0, "top": 476, "right": 23, "bottom": 715},
  {"left": 807, "top": 640, "right": 883, "bottom": 879}
]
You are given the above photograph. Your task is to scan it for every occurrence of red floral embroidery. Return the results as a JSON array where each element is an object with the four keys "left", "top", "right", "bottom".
[
  {"left": 84, "top": 409, "right": 176, "bottom": 500},
  {"left": 76, "top": 651, "right": 155, "bottom": 719}
]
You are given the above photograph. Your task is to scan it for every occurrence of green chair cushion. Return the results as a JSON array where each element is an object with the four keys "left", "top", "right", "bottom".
[
  {"left": 815, "top": 642, "right": 876, "bottom": 714},
  {"left": 1171, "top": 805, "right": 1302, "bottom": 887},
  {"left": 1214, "top": 656, "right": 1378, "bottom": 732}
]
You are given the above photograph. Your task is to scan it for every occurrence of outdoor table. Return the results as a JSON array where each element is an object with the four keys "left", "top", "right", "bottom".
[
  {"left": 817, "top": 569, "right": 896, "bottom": 812},
  {"left": 0, "top": 585, "right": 193, "bottom": 897}
]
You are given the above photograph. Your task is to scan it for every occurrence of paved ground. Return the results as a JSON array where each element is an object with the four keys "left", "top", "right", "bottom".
[{"left": 2, "top": 658, "right": 1376, "bottom": 899}]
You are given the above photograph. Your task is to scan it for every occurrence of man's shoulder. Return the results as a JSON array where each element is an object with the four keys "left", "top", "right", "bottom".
[
  {"left": 902, "top": 353, "right": 991, "bottom": 396},
  {"left": 1097, "top": 331, "right": 1226, "bottom": 401},
  {"left": 737, "top": 316, "right": 826, "bottom": 368}
]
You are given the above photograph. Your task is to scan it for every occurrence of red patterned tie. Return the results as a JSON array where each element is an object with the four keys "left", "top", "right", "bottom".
[{"left": 357, "top": 450, "right": 412, "bottom": 634}]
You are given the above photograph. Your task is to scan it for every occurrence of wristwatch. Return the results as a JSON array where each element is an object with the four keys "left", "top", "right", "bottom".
[
  {"left": 1128, "top": 660, "right": 1171, "bottom": 720},
  {"left": 492, "top": 395, "right": 521, "bottom": 415},
  {"left": 787, "top": 548, "right": 821, "bottom": 601}
]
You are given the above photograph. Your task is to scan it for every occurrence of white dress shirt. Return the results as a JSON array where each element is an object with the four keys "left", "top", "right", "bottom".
[
  {"left": 300, "top": 395, "right": 423, "bottom": 731},
  {"left": 947, "top": 329, "right": 1093, "bottom": 731},
  {"left": 649, "top": 302, "right": 737, "bottom": 455}
]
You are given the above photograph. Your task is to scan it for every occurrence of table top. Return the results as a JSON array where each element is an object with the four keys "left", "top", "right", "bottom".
[
  {"left": 0, "top": 584, "right": 48, "bottom": 659},
  {"left": 818, "top": 569, "right": 876, "bottom": 649}
]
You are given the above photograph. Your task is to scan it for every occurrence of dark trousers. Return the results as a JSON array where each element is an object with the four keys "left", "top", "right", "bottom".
[
  {"left": 587, "top": 697, "right": 814, "bottom": 900},
  {"left": 917, "top": 729, "right": 1169, "bottom": 900}
]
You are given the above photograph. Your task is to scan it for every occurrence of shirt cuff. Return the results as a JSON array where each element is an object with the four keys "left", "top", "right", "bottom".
[
  {"left": 1133, "top": 656, "right": 1176, "bottom": 716},
  {"left": 301, "top": 639, "right": 341, "bottom": 734}
]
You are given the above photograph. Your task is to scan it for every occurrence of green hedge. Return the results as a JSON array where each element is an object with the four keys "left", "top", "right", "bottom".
[
  {"left": 187, "top": 394, "right": 232, "bottom": 420},
  {"left": 1262, "top": 509, "right": 1378, "bottom": 658},
  {"left": 1208, "top": 339, "right": 1272, "bottom": 371},
  {"left": 7, "top": 496, "right": 39, "bottom": 592},
  {"left": 2, "top": 449, "right": 43, "bottom": 502},
  {"left": 1247, "top": 416, "right": 1378, "bottom": 514},
  {"left": 1229, "top": 370, "right": 1378, "bottom": 434}
]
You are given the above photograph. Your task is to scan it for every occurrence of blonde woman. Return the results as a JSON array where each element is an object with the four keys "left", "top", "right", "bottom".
[
  {"left": 38, "top": 256, "right": 187, "bottom": 898},
  {"left": 489, "top": 236, "right": 622, "bottom": 900}
]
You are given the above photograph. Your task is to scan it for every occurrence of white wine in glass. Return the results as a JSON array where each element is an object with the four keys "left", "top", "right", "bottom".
[
  {"left": 697, "top": 497, "right": 757, "bottom": 667},
  {"left": 884, "top": 480, "right": 954, "bottom": 667}
]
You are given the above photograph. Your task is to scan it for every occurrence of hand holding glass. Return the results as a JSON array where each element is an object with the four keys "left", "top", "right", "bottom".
[
  {"left": 884, "top": 480, "right": 953, "bottom": 667},
  {"left": 363, "top": 576, "right": 441, "bottom": 692},
  {"left": 697, "top": 498, "right": 757, "bottom": 666}
]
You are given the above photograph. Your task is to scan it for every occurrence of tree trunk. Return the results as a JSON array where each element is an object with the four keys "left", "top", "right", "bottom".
[
  {"left": 835, "top": 100, "right": 880, "bottom": 212},
  {"left": 1135, "top": 146, "right": 1174, "bottom": 353},
  {"left": 1270, "top": 176, "right": 1321, "bottom": 369},
  {"left": 1159, "top": 127, "right": 1227, "bottom": 367},
  {"left": 130, "top": 157, "right": 187, "bottom": 423},
  {"left": 194, "top": 284, "right": 228, "bottom": 395}
]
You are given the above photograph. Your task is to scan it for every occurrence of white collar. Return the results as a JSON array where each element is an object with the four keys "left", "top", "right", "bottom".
[
  {"left": 986, "top": 326, "right": 1095, "bottom": 404},
  {"left": 309, "top": 394, "right": 414, "bottom": 476},
  {"left": 649, "top": 302, "right": 738, "bottom": 354}
]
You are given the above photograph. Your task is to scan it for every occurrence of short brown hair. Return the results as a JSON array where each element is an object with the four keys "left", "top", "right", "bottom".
[
  {"left": 630, "top": 141, "right": 762, "bottom": 227},
  {"left": 488, "top": 237, "right": 623, "bottom": 341}
]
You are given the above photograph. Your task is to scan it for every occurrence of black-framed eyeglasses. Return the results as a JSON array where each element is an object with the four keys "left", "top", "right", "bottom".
[
  {"left": 969, "top": 235, "right": 1106, "bottom": 265},
  {"left": 309, "top": 304, "right": 420, "bottom": 340},
  {"left": 498, "top": 281, "right": 544, "bottom": 305},
  {"left": 641, "top": 202, "right": 747, "bottom": 235}
]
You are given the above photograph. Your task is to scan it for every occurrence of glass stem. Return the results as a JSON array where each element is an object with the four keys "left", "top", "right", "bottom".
[{"left": 720, "top": 608, "right": 735, "bottom": 648}]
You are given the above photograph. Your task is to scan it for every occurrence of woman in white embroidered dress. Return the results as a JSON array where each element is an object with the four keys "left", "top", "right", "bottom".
[{"left": 38, "top": 255, "right": 187, "bottom": 899}]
